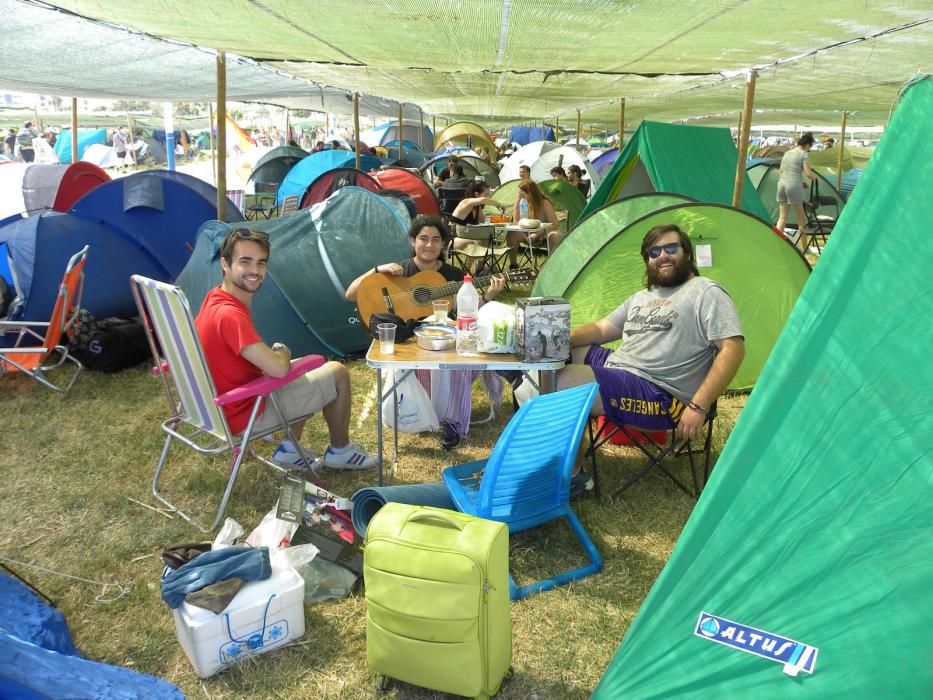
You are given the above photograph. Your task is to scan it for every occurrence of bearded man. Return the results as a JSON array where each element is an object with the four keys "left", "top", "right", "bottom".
[{"left": 556, "top": 223, "right": 745, "bottom": 469}]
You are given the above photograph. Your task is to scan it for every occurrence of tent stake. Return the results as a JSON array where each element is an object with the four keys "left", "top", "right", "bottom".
[
  {"left": 215, "top": 50, "right": 227, "bottom": 221},
  {"left": 732, "top": 70, "right": 757, "bottom": 208},
  {"left": 837, "top": 111, "right": 847, "bottom": 191},
  {"left": 353, "top": 93, "right": 361, "bottom": 170},
  {"left": 70, "top": 98, "right": 78, "bottom": 164}
]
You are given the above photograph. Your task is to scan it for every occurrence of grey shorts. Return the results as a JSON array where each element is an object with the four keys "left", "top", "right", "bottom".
[
  {"left": 777, "top": 181, "right": 807, "bottom": 205},
  {"left": 251, "top": 362, "right": 339, "bottom": 433}
]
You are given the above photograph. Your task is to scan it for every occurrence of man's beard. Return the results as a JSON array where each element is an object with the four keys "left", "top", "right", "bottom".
[{"left": 647, "top": 256, "right": 692, "bottom": 288}]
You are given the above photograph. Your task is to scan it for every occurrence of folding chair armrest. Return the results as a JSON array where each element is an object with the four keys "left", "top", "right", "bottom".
[{"left": 214, "top": 354, "right": 326, "bottom": 406}]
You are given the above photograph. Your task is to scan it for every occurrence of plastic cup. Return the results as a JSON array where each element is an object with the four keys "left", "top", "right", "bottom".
[
  {"left": 376, "top": 323, "right": 396, "bottom": 354},
  {"left": 432, "top": 300, "right": 450, "bottom": 324}
]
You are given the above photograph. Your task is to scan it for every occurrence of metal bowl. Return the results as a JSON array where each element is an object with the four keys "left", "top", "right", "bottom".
[{"left": 414, "top": 324, "right": 456, "bottom": 351}]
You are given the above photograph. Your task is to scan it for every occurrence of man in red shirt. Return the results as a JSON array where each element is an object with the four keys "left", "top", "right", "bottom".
[{"left": 195, "top": 227, "right": 375, "bottom": 470}]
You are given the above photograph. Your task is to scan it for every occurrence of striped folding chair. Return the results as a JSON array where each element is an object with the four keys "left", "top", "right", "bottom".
[
  {"left": 278, "top": 194, "right": 300, "bottom": 216},
  {"left": 131, "top": 275, "right": 325, "bottom": 532},
  {"left": 0, "top": 245, "right": 87, "bottom": 394},
  {"left": 225, "top": 189, "right": 245, "bottom": 215}
]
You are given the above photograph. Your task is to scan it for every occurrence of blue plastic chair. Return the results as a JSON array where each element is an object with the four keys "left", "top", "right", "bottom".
[{"left": 442, "top": 383, "right": 602, "bottom": 600}]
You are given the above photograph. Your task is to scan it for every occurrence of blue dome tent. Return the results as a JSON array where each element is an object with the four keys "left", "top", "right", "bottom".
[{"left": 276, "top": 150, "right": 382, "bottom": 206}]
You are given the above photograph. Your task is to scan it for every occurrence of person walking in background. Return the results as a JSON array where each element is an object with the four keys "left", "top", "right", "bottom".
[
  {"left": 112, "top": 126, "right": 129, "bottom": 172},
  {"left": 775, "top": 132, "right": 819, "bottom": 246},
  {"left": 3, "top": 128, "right": 16, "bottom": 158},
  {"left": 17, "top": 121, "right": 37, "bottom": 163}
]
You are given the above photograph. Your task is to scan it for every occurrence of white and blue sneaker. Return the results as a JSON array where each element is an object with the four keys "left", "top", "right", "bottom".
[
  {"left": 323, "top": 442, "right": 376, "bottom": 470},
  {"left": 271, "top": 441, "right": 320, "bottom": 471}
]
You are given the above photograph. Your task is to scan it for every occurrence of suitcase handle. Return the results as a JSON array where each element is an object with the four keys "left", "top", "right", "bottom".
[{"left": 408, "top": 509, "right": 466, "bottom": 530}]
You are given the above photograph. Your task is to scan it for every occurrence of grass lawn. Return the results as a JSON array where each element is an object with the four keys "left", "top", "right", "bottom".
[{"left": 0, "top": 358, "right": 745, "bottom": 699}]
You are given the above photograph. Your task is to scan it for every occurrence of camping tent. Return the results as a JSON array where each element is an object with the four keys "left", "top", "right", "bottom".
[
  {"left": 361, "top": 120, "right": 433, "bottom": 150},
  {"left": 177, "top": 187, "right": 411, "bottom": 358},
  {"left": 247, "top": 145, "right": 308, "bottom": 192},
  {"left": 593, "top": 76, "right": 933, "bottom": 700},
  {"left": 80, "top": 143, "right": 121, "bottom": 169},
  {"left": 433, "top": 121, "right": 496, "bottom": 161},
  {"left": 0, "top": 573, "right": 182, "bottom": 698},
  {"left": 537, "top": 179, "right": 588, "bottom": 231},
  {"left": 420, "top": 154, "right": 500, "bottom": 189},
  {"left": 276, "top": 150, "right": 382, "bottom": 206},
  {"left": 383, "top": 142, "right": 433, "bottom": 168},
  {"left": 498, "top": 141, "right": 602, "bottom": 191},
  {"left": 300, "top": 167, "right": 381, "bottom": 209},
  {"left": 143, "top": 169, "right": 245, "bottom": 224},
  {"left": 592, "top": 147, "right": 620, "bottom": 175},
  {"left": 746, "top": 159, "right": 846, "bottom": 226},
  {"left": 0, "top": 210, "right": 168, "bottom": 321},
  {"left": 509, "top": 125, "right": 555, "bottom": 145},
  {"left": 0, "top": 162, "right": 110, "bottom": 220},
  {"left": 70, "top": 171, "right": 232, "bottom": 280},
  {"left": 582, "top": 121, "right": 770, "bottom": 222},
  {"left": 53, "top": 128, "right": 107, "bottom": 163},
  {"left": 533, "top": 200, "right": 810, "bottom": 391},
  {"left": 370, "top": 167, "right": 440, "bottom": 217}
]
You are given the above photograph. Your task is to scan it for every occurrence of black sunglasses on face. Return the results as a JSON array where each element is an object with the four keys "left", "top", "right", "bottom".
[{"left": 647, "top": 243, "right": 681, "bottom": 258}]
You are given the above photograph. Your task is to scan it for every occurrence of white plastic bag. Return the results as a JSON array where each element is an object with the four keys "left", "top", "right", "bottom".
[
  {"left": 270, "top": 542, "right": 319, "bottom": 573},
  {"left": 245, "top": 505, "right": 298, "bottom": 551},
  {"left": 212, "top": 518, "right": 245, "bottom": 550},
  {"left": 381, "top": 370, "right": 440, "bottom": 434},
  {"left": 477, "top": 301, "right": 516, "bottom": 353}
]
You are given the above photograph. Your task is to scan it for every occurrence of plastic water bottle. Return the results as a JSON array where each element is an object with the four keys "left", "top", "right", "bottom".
[
  {"left": 518, "top": 196, "right": 529, "bottom": 221},
  {"left": 456, "top": 275, "right": 480, "bottom": 357}
]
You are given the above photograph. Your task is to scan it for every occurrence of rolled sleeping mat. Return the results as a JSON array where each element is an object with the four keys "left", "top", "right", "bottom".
[{"left": 351, "top": 482, "right": 455, "bottom": 537}]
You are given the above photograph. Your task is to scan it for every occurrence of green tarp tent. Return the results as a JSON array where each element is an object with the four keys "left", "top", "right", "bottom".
[
  {"left": 593, "top": 76, "right": 933, "bottom": 699},
  {"left": 747, "top": 160, "right": 846, "bottom": 227},
  {"left": 177, "top": 186, "right": 410, "bottom": 358},
  {"left": 581, "top": 121, "right": 770, "bottom": 222},
  {"left": 533, "top": 196, "right": 809, "bottom": 391},
  {"left": 537, "top": 179, "right": 587, "bottom": 231}
]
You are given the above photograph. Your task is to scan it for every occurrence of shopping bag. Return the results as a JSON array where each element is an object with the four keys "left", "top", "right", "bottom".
[{"left": 381, "top": 370, "right": 439, "bottom": 434}]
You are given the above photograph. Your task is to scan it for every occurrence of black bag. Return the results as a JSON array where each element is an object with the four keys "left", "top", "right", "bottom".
[
  {"left": 69, "top": 315, "right": 151, "bottom": 372},
  {"left": 368, "top": 312, "right": 418, "bottom": 343}
]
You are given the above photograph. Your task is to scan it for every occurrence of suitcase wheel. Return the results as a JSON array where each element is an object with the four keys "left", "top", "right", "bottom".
[{"left": 376, "top": 675, "right": 393, "bottom": 693}]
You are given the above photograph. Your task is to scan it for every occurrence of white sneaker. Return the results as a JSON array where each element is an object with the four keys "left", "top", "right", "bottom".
[
  {"left": 271, "top": 443, "right": 320, "bottom": 471},
  {"left": 323, "top": 442, "right": 376, "bottom": 470}
]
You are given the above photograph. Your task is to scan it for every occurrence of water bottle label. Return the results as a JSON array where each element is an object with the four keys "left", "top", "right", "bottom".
[{"left": 457, "top": 316, "right": 477, "bottom": 332}]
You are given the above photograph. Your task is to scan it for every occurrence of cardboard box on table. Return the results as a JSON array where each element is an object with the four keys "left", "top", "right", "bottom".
[
  {"left": 172, "top": 566, "right": 305, "bottom": 678},
  {"left": 515, "top": 297, "right": 571, "bottom": 362}
]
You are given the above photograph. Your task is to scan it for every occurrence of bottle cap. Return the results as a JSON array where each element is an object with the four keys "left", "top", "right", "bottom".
[{"left": 464, "top": 275, "right": 473, "bottom": 282}]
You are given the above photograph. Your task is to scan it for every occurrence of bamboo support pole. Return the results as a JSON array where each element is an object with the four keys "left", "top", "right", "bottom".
[
  {"left": 70, "top": 99, "right": 78, "bottom": 164},
  {"left": 619, "top": 99, "right": 625, "bottom": 145},
  {"left": 208, "top": 103, "right": 216, "bottom": 182},
  {"left": 215, "top": 50, "right": 227, "bottom": 221},
  {"left": 353, "top": 94, "right": 361, "bottom": 170},
  {"left": 836, "top": 111, "right": 847, "bottom": 191},
  {"left": 419, "top": 108, "right": 424, "bottom": 150},
  {"left": 398, "top": 102, "right": 404, "bottom": 162},
  {"left": 576, "top": 110, "right": 581, "bottom": 149},
  {"left": 731, "top": 70, "right": 757, "bottom": 208}
]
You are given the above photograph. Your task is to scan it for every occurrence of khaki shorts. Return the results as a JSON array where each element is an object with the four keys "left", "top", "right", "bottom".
[{"left": 251, "top": 362, "right": 339, "bottom": 433}]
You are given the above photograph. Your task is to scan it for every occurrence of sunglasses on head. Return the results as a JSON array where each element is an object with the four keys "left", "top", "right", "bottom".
[
  {"left": 229, "top": 227, "right": 269, "bottom": 241},
  {"left": 647, "top": 242, "right": 681, "bottom": 258}
]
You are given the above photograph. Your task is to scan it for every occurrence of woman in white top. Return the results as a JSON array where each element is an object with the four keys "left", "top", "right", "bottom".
[
  {"left": 776, "top": 132, "right": 819, "bottom": 245},
  {"left": 507, "top": 180, "right": 559, "bottom": 267}
]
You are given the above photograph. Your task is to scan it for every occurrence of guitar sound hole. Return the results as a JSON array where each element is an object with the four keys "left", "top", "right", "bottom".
[{"left": 412, "top": 287, "right": 432, "bottom": 305}]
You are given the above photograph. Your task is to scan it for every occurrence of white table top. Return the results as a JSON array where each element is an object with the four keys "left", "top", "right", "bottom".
[{"left": 366, "top": 340, "right": 566, "bottom": 371}]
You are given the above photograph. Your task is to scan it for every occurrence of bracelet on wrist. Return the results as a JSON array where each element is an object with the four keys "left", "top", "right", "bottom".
[{"left": 687, "top": 401, "right": 707, "bottom": 415}]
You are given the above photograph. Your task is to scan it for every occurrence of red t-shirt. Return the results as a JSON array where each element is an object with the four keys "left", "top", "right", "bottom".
[{"left": 195, "top": 287, "right": 264, "bottom": 434}]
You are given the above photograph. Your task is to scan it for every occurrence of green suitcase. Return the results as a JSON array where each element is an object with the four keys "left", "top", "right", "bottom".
[{"left": 364, "top": 503, "right": 511, "bottom": 699}]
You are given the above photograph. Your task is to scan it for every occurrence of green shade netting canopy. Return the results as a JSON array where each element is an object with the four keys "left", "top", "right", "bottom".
[
  {"left": 537, "top": 201, "right": 809, "bottom": 391},
  {"left": 747, "top": 162, "right": 846, "bottom": 226},
  {"left": 593, "top": 76, "right": 933, "bottom": 700},
  {"left": 583, "top": 121, "right": 771, "bottom": 221}
]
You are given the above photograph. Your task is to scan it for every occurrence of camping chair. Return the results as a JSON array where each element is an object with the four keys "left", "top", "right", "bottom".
[
  {"left": 802, "top": 180, "right": 839, "bottom": 254},
  {"left": 586, "top": 401, "right": 718, "bottom": 501},
  {"left": 449, "top": 224, "right": 511, "bottom": 279},
  {"left": 225, "top": 189, "right": 245, "bottom": 216},
  {"left": 515, "top": 224, "right": 553, "bottom": 272},
  {"left": 442, "top": 383, "right": 602, "bottom": 600},
  {"left": 0, "top": 245, "right": 87, "bottom": 394},
  {"left": 278, "top": 194, "right": 300, "bottom": 216},
  {"left": 130, "top": 275, "right": 325, "bottom": 532},
  {"left": 436, "top": 186, "right": 467, "bottom": 222}
]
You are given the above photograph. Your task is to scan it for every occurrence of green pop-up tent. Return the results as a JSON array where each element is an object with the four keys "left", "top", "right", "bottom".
[
  {"left": 582, "top": 121, "right": 770, "bottom": 222},
  {"left": 593, "top": 76, "right": 933, "bottom": 698},
  {"left": 534, "top": 196, "right": 809, "bottom": 391},
  {"left": 177, "top": 186, "right": 410, "bottom": 358}
]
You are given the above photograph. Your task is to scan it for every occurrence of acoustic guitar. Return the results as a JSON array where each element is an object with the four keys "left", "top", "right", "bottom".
[{"left": 356, "top": 268, "right": 536, "bottom": 327}]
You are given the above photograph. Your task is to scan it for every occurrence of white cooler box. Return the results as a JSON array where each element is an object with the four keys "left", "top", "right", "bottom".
[{"left": 172, "top": 566, "right": 305, "bottom": 678}]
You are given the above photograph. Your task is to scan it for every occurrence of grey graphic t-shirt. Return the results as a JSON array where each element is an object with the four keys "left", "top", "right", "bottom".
[{"left": 604, "top": 276, "right": 743, "bottom": 402}]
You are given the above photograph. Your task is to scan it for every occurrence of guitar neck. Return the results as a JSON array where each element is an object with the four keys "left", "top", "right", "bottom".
[{"left": 430, "top": 273, "right": 509, "bottom": 299}]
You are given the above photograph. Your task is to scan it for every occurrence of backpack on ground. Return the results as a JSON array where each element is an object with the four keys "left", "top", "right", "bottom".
[{"left": 68, "top": 313, "right": 152, "bottom": 372}]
